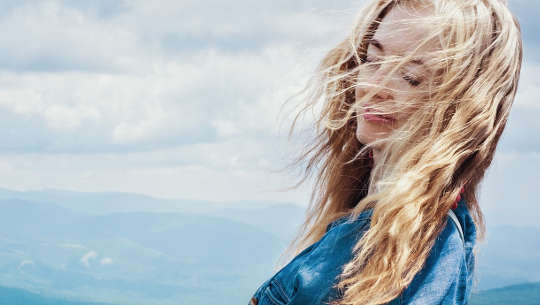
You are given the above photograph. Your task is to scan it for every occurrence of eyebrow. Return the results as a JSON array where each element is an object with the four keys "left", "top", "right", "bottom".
[
  {"left": 367, "top": 39, "right": 427, "bottom": 69},
  {"left": 367, "top": 38, "right": 384, "bottom": 52}
]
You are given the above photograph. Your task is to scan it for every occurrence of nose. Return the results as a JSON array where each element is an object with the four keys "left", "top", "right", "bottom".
[
  {"left": 355, "top": 82, "right": 394, "bottom": 106},
  {"left": 355, "top": 64, "right": 396, "bottom": 106},
  {"left": 372, "top": 89, "right": 393, "bottom": 101},
  {"left": 364, "top": 66, "right": 395, "bottom": 102}
]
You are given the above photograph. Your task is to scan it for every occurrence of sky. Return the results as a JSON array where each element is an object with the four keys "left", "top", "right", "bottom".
[{"left": 0, "top": 0, "right": 538, "bottom": 227}]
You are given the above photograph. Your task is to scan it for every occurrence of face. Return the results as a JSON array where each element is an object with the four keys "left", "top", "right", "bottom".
[{"left": 355, "top": 4, "right": 440, "bottom": 147}]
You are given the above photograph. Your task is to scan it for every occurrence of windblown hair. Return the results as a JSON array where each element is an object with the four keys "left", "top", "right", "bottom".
[{"left": 279, "top": 0, "right": 522, "bottom": 304}]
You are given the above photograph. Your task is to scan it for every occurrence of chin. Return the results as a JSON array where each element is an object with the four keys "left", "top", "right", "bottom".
[
  {"left": 356, "top": 121, "right": 388, "bottom": 146},
  {"left": 356, "top": 129, "right": 376, "bottom": 146}
]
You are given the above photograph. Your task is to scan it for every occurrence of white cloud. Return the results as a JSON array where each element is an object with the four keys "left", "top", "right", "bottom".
[
  {"left": 0, "top": 0, "right": 536, "bottom": 216},
  {"left": 2, "top": 0, "right": 533, "bottom": 154},
  {"left": 211, "top": 120, "right": 241, "bottom": 137},
  {"left": 18, "top": 259, "right": 34, "bottom": 269},
  {"left": 100, "top": 257, "right": 113, "bottom": 265},
  {"left": 480, "top": 151, "right": 540, "bottom": 228},
  {"left": 44, "top": 104, "right": 101, "bottom": 131},
  {"left": 0, "top": 0, "right": 356, "bottom": 153},
  {"left": 0, "top": 43, "right": 322, "bottom": 152},
  {"left": 0, "top": 2, "right": 139, "bottom": 72},
  {"left": 80, "top": 250, "right": 98, "bottom": 268},
  {"left": 59, "top": 243, "right": 87, "bottom": 250},
  {"left": 513, "top": 57, "right": 540, "bottom": 109},
  {"left": 0, "top": 137, "right": 311, "bottom": 203}
]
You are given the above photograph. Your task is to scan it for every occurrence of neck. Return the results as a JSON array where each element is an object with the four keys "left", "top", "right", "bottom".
[
  {"left": 367, "top": 147, "right": 382, "bottom": 195},
  {"left": 372, "top": 148, "right": 382, "bottom": 166}
]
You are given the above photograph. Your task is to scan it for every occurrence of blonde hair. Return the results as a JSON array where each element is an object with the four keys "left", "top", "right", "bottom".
[{"left": 280, "top": 0, "right": 522, "bottom": 304}]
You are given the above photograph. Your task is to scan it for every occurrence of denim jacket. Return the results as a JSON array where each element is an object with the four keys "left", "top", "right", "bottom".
[{"left": 248, "top": 198, "right": 476, "bottom": 305}]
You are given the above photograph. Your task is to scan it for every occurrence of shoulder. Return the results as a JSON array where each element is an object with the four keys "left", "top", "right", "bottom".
[
  {"left": 399, "top": 204, "right": 476, "bottom": 305},
  {"left": 254, "top": 209, "right": 375, "bottom": 305}
]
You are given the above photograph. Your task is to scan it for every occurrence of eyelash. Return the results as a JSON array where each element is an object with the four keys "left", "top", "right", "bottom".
[
  {"left": 363, "top": 56, "right": 422, "bottom": 87},
  {"left": 402, "top": 74, "right": 421, "bottom": 87},
  {"left": 363, "top": 56, "right": 379, "bottom": 68}
]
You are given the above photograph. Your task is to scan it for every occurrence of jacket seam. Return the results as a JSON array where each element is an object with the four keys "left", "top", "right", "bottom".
[
  {"left": 265, "top": 285, "right": 287, "bottom": 305},
  {"left": 272, "top": 278, "right": 291, "bottom": 303}
]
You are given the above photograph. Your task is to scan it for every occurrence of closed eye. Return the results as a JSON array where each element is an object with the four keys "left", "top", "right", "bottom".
[
  {"left": 363, "top": 53, "right": 424, "bottom": 87},
  {"left": 363, "top": 56, "right": 381, "bottom": 70},
  {"left": 402, "top": 74, "right": 421, "bottom": 87}
]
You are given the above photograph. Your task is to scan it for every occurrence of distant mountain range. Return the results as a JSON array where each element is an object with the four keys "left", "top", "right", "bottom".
[
  {"left": 0, "top": 187, "right": 537, "bottom": 304},
  {"left": 0, "top": 189, "right": 304, "bottom": 305},
  {"left": 470, "top": 282, "right": 540, "bottom": 305},
  {"left": 0, "top": 187, "right": 283, "bottom": 214},
  {"left": 0, "top": 285, "right": 114, "bottom": 305},
  {"left": 0, "top": 281, "right": 538, "bottom": 305},
  {"left": 0, "top": 280, "right": 538, "bottom": 305}
]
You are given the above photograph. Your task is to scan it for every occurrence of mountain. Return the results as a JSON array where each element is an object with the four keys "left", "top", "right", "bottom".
[
  {"left": 470, "top": 282, "right": 540, "bottom": 305},
  {"left": 0, "top": 187, "right": 289, "bottom": 215},
  {"left": 214, "top": 203, "right": 305, "bottom": 242},
  {"left": 0, "top": 188, "right": 539, "bottom": 304},
  {"left": 0, "top": 198, "right": 285, "bottom": 305},
  {"left": 0, "top": 285, "right": 116, "bottom": 305}
]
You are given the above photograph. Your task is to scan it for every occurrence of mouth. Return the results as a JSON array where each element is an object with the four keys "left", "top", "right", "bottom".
[{"left": 362, "top": 108, "right": 396, "bottom": 124}]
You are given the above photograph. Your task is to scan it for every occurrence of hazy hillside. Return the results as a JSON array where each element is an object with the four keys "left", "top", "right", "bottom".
[
  {"left": 0, "top": 187, "right": 287, "bottom": 215},
  {"left": 0, "top": 189, "right": 538, "bottom": 304},
  {"left": 214, "top": 203, "right": 305, "bottom": 242},
  {"left": 1, "top": 281, "right": 539, "bottom": 305},
  {"left": 0, "top": 285, "right": 115, "bottom": 305},
  {"left": 470, "top": 282, "right": 540, "bottom": 305},
  {"left": 0, "top": 198, "right": 284, "bottom": 305}
]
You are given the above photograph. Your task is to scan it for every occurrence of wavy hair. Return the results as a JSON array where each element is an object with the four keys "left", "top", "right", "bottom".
[{"left": 279, "top": 0, "right": 522, "bottom": 304}]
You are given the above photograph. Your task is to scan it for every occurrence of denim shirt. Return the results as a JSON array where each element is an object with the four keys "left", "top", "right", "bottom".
[{"left": 248, "top": 198, "right": 476, "bottom": 305}]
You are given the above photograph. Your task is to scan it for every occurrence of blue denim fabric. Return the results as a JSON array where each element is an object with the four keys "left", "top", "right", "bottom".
[{"left": 249, "top": 198, "right": 476, "bottom": 305}]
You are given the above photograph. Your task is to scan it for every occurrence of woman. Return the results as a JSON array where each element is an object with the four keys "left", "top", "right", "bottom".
[{"left": 249, "top": 0, "right": 522, "bottom": 304}]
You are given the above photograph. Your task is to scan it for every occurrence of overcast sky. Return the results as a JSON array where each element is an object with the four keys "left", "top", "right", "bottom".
[{"left": 0, "top": 0, "right": 537, "bottom": 228}]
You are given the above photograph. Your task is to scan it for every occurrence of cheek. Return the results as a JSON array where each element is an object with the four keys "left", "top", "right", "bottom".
[
  {"left": 394, "top": 96, "right": 423, "bottom": 122},
  {"left": 354, "top": 86, "right": 370, "bottom": 113},
  {"left": 354, "top": 86, "right": 362, "bottom": 103},
  {"left": 354, "top": 78, "right": 370, "bottom": 100}
]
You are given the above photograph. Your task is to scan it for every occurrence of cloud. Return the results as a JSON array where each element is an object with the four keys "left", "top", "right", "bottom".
[
  {"left": 0, "top": 0, "right": 535, "bottom": 155},
  {"left": 495, "top": 60, "right": 540, "bottom": 152},
  {"left": 80, "top": 250, "right": 98, "bottom": 268},
  {"left": 508, "top": 0, "right": 540, "bottom": 47},
  {"left": 512, "top": 59, "right": 540, "bottom": 109},
  {"left": 0, "top": 136, "right": 311, "bottom": 203},
  {"left": 100, "top": 257, "right": 113, "bottom": 265},
  {"left": 498, "top": 107, "right": 540, "bottom": 153},
  {"left": 0, "top": 0, "right": 357, "bottom": 73},
  {"left": 0, "top": 0, "right": 536, "bottom": 219},
  {"left": 61, "top": 0, "right": 132, "bottom": 19},
  {"left": 481, "top": 151, "right": 540, "bottom": 228},
  {"left": 59, "top": 243, "right": 87, "bottom": 250},
  {"left": 0, "top": 0, "right": 361, "bottom": 153},
  {"left": 17, "top": 259, "right": 34, "bottom": 269},
  {"left": 0, "top": 45, "right": 319, "bottom": 153},
  {"left": 0, "top": 2, "right": 139, "bottom": 73}
]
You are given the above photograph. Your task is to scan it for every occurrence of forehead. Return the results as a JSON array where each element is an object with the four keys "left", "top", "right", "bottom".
[{"left": 371, "top": 4, "right": 440, "bottom": 55}]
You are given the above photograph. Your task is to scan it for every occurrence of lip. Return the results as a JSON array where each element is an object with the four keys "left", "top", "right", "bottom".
[{"left": 362, "top": 108, "right": 396, "bottom": 124}]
